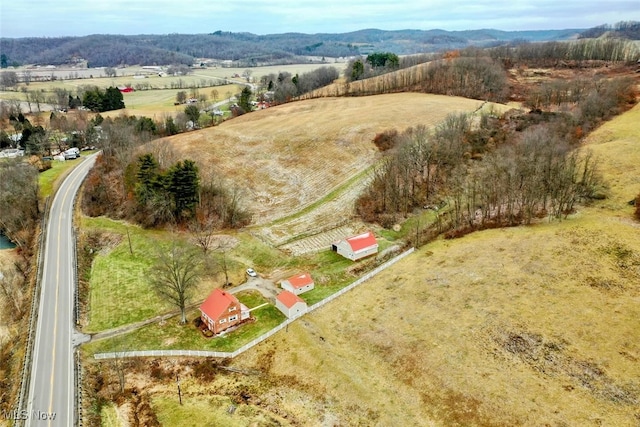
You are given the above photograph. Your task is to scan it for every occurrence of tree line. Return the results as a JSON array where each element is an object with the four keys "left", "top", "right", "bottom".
[
  {"left": 579, "top": 21, "right": 640, "bottom": 40},
  {"left": 344, "top": 52, "right": 400, "bottom": 82},
  {"left": 357, "top": 117, "right": 600, "bottom": 232},
  {"left": 303, "top": 55, "right": 509, "bottom": 103},
  {"left": 524, "top": 76, "right": 637, "bottom": 133},
  {"left": 0, "top": 35, "right": 194, "bottom": 67},
  {"left": 489, "top": 38, "right": 639, "bottom": 67},
  {"left": 82, "top": 86, "right": 125, "bottom": 112},
  {"left": 81, "top": 116, "right": 250, "bottom": 230},
  {"left": 0, "top": 28, "right": 586, "bottom": 68},
  {"left": 260, "top": 66, "right": 340, "bottom": 104},
  {"left": 356, "top": 75, "right": 637, "bottom": 234}
]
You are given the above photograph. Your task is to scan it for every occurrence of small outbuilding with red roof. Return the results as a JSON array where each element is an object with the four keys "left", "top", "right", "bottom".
[
  {"left": 275, "top": 290, "right": 308, "bottom": 319},
  {"left": 331, "top": 231, "right": 378, "bottom": 261},
  {"left": 199, "top": 288, "right": 250, "bottom": 335},
  {"left": 280, "top": 272, "right": 315, "bottom": 295}
]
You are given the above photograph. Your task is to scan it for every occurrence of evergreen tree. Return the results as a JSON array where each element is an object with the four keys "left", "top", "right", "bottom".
[
  {"left": 102, "top": 87, "right": 125, "bottom": 111},
  {"left": 164, "top": 117, "right": 179, "bottom": 135},
  {"left": 184, "top": 105, "right": 200, "bottom": 125},
  {"left": 167, "top": 160, "right": 199, "bottom": 220},
  {"left": 351, "top": 59, "right": 365, "bottom": 81},
  {"left": 82, "top": 88, "right": 103, "bottom": 112},
  {"left": 238, "top": 86, "right": 253, "bottom": 112},
  {"left": 135, "top": 153, "right": 163, "bottom": 206}
]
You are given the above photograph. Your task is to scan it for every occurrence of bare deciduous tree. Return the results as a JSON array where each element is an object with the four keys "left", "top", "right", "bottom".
[
  {"left": 150, "top": 244, "right": 202, "bottom": 324},
  {"left": 242, "top": 69, "right": 253, "bottom": 82},
  {"left": 211, "top": 238, "right": 235, "bottom": 287},
  {"left": 0, "top": 160, "right": 40, "bottom": 252},
  {"left": 189, "top": 215, "right": 218, "bottom": 254}
]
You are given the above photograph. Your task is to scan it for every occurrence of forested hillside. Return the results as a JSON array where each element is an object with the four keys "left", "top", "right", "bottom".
[
  {"left": 0, "top": 28, "right": 583, "bottom": 68},
  {"left": 579, "top": 21, "right": 640, "bottom": 39}
]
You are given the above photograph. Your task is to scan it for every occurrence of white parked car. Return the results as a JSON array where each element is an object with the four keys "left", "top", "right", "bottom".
[
  {"left": 63, "top": 147, "right": 80, "bottom": 159},
  {"left": 246, "top": 268, "right": 258, "bottom": 277}
]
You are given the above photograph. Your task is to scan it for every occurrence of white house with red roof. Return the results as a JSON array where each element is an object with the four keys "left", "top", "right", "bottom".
[
  {"left": 199, "top": 288, "right": 250, "bottom": 335},
  {"left": 275, "top": 290, "right": 308, "bottom": 319},
  {"left": 280, "top": 272, "right": 315, "bottom": 295},
  {"left": 331, "top": 230, "right": 378, "bottom": 261}
]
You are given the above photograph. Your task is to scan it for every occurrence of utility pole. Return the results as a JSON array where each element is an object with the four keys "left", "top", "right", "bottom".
[
  {"left": 126, "top": 227, "right": 133, "bottom": 255},
  {"left": 176, "top": 374, "right": 182, "bottom": 405}
]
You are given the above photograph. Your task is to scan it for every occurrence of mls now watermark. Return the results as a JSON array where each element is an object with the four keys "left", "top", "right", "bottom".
[{"left": 2, "top": 409, "right": 57, "bottom": 421}]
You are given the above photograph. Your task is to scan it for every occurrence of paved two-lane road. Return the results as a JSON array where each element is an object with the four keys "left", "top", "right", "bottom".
[{"left": 26, "top": 154, "right": 97, "bottom": 426}]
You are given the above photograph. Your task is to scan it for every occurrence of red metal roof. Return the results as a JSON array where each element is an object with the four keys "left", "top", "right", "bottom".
[
  {"left": 346, "top": 231, "right": 378, "bottom": 252},
  {"left": 200, "top": 288, "right": 240, "bottom": 320},
  {"left": 277, "top": 290, "right": 305, "bottom": 308},
  {"left": 286, "top": 273, "right": 314, "bottom": 289}
]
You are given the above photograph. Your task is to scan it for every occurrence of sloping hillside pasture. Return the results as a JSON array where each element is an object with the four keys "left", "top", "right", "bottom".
[
  {"left": 134, "top": 103, "right": 640, "bottom": 426},
  {"left": 149, "top": 93, "right": 504, "bottom": 249}
]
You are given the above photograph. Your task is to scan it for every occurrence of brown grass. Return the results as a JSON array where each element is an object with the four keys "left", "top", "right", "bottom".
[
  {"left": 110, "top": 103, "right": 640, "bottom": 426},
  {"left": 150, "top": 93, "right": 504, "bottom": 248}
]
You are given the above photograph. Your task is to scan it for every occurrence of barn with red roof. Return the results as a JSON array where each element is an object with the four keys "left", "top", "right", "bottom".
[
  {"left": 280, "top": 272, "right": 315, "bottom": 295},
  {"left": 199, "top": 288, "right": 250, "bottom": 335},
  {"left": 275, "top": 290, "right": 308, "bottom": 319},
  {"left": 331, "top": 231, "right": 378, "bottom": 261}
]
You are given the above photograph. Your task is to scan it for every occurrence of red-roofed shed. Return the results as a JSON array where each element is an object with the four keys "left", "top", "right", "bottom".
[
  {"left": 332, "top": 231, "right": 378, "bottom": 261},
  {"left": 275, "top": 291, "right": 307, "bottom": 319},
  {"left": 280, "top": 272, "right": 315, "bottom": 295}
]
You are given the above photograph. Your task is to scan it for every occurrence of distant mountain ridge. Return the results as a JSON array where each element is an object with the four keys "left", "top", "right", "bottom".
[{"left": 0, "top": 28, "right": 585, "bottom": 68}]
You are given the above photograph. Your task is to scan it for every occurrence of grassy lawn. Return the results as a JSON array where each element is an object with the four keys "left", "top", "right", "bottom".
[
  {"left": 235, "top": 290, "right": 267, "bottom": 309},
  {"left": 233, "top": 232, "right": 302, "bottom": 272},
  {"left": 84, "top": 303, "right": 285, "bottom": 355},
  {"left": 80, "top": 214, "right": 385, "bottom": 353},
  {"left": 38, "top": 157, "right": 85, "bottom": 199},
  {"left": 377, "top": 208, "right": 440, "bottom": 243},
  {"left": 81, "top": 216, "right": 301, "bottom": 334},
  {"left": 82, "top": 217, "right": 185, "bottom": 332}
]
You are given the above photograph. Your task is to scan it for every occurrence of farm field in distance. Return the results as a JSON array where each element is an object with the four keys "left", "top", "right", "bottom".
[{"left": 0, "top": 62, "right": 347, "bottom": 119}]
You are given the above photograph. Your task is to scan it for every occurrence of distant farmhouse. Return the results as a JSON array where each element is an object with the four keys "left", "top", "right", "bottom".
[
  {"left": 331, "top": 231, "right": 378, "bottom": 261},
  {"left": 199, "top": 289, "right": 250, "bottom": 335},
  {"left": 280, "top": 272, "right": 315, "bottom": 295},
  {"left": 275, "top": 290, "right": 308, "bottom": 319}
]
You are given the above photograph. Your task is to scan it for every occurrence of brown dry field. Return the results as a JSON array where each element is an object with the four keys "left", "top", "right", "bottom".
[
  {"left": 150, "top": 93, "right": 502, "bottom": 248},
  {"left": 108, "top": 103, "right": 640, "bottom": 426}
]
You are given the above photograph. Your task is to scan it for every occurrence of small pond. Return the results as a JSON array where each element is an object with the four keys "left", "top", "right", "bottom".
[{"left": 0, "top": 233, "right": 16, "bottom": 250}]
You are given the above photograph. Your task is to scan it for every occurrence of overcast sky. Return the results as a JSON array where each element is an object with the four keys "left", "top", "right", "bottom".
[{"left": 2, "top": 0, "right": 639, "bottom": 38}]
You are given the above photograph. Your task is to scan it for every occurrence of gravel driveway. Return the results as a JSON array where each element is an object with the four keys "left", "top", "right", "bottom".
[{"left": 229, "top": 276, "right": 279, "bottom": 301}]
